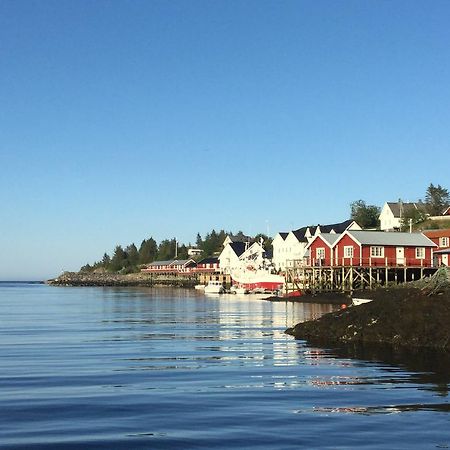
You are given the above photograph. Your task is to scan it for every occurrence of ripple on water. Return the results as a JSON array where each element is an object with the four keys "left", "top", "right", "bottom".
[{"left": 0, "top": 285, "right": 450, "bottom": 450}]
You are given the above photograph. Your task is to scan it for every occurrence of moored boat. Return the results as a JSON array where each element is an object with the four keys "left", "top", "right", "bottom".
[
  {"left": 204, "top": 280, "right": 224, "bottom": 294},
  {"left": 230, "top": 266, "right": 284, "bottom": 292}
]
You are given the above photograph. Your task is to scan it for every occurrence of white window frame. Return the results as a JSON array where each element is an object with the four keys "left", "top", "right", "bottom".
[
  {"left": 439, "top": 237, "right": 449, "bottom": 247},
  {"left": 344, "top": 246, "right": 354, "bottom": 258},
  {"left": 415, "top": 247, "right": 425, "bottom": 259},
  {"left": 316, "top": 247, "right": 325, "bottom": 259},
  {"left": 370, "top": 246, "right": 384, "bottom": 258}
]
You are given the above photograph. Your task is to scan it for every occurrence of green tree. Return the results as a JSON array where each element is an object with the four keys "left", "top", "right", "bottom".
[
  {"left": 101, "top": 253, "right": 111, "bottom": 269},
  {"left": 254, "top": 233, "right": 273, "bottom": 253},
  {"left": 157, "top": 239, "right": 176, "bottom": 260},
  {"left": 399, "top": 203, "right": 427, "bottom": 231},
  {"left": 425, "top": 183, "right": 449, "bottom": 216},
  {"left": 138, "top": 238, "right": 158, "bottom": 264},
  {"left": 80, "top": 263, "right": 93, "bottom": 272},
  {"left": 125, "top": 244, "right": 139, "bottom": 268},
  {"left": 110, "top": 245, "right": 127, "bottom": 272},
  {"left": 177, "top": 244, "right": 189, "bottom": 260},
  {"left": 350, "top": 200, "right": 380, "bottom": 229}
]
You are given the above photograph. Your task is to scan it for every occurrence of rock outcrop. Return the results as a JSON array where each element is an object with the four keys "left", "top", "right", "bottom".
[{"left": 286, "top": 286, "right": 450, "bottom": 351}]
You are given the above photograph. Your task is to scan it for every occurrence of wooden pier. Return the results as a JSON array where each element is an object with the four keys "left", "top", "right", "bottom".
[{"left": 284, "top": 261, "right": 436, "bottom": 294}]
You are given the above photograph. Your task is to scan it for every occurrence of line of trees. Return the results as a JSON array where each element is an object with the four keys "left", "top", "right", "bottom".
[{"left": 80, "top": 229, "right": 251, "bottom": 274}]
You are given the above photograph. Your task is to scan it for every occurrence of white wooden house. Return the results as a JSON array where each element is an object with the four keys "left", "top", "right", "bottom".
[
  {"left": 272, "top": 220, "right": 361, "bottom": 271},
  {"left": 379, "top": 202, "right": 421, "bottom": 231},
  {"left": 218, "top": 241, "right": 247, "bottom": 274}
]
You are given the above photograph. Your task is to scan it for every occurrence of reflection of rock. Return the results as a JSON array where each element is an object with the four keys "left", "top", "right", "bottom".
[
  {"left": 329, "top": 344, "right": 450, "bottom": 397},
  {"left": 47, "top": 271, "right": 197, "bottom": 287},
  {"left": 286, "top": 287, "right": 450, "bottom": 352}
]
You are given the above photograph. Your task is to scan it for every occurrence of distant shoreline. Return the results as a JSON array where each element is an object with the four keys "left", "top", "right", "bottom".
[{"left": 46, "top": 271, "right": 197, "bottom": 288}]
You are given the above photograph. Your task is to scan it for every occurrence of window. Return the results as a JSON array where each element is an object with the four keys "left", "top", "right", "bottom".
[
  {"left": 370, "top": 246, "right": 384, "bottom": 258},
  {"left": 316, "top": 248, "right": 325, "bottom": 259},
  {"left": 440, "top": 237, "right": 449, "bottom": 247},
  {"left": 344, "top": 246, "right": 354, "bottom": 258},
  {"left": 415, "top": 247, "right": 425, "bottom": 259}
]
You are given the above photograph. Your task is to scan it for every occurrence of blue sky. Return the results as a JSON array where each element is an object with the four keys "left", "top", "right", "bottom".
[{"left": 1, "top": 0, "right": 449, "bottom": 280}]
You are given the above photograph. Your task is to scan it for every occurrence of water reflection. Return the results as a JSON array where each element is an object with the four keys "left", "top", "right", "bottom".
[
  {"left": 313, "top": 402, "right": 450, "bottom": 414},
  {"left": 99, "top": 287, "right": 450, "bottom": 411},
  {"left": 2, "top": 284, "right": 450, "bottom": 449}
]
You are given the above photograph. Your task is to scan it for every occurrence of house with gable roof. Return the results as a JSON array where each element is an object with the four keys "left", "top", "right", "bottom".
[
  {"left": 218, "top": 241, "right": 247, "bottom": 274},
  {"left": 195, "top": 257, "right": 220, "bottom": 272},
  {"left": 219, "top": 236, "right": 267, "bottom": 274},
  {"left": 305, "top": 233, "right": 341, "bottom": 266},
  {"left": 307, "top": 230, "right": 436, "bottom": 267},
  {"left": 423, "top": 229, "right": 450, "bottom": 266},
  {"left": 272, "top": 220, "right": 361, "bottom": 271},
  {"left": 142, "top": 259, "right": 197, "bottom": 274},
  {"left": 379, "top": 201, "right": 422, "bottom": 231}
]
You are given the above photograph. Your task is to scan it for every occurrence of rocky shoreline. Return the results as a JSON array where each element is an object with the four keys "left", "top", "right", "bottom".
[
  {"left": 46, "top": 271, "right": 198, "bottom": 288},
  {"left": 286, "top": 286, "right": 450, "bottom": 351}
]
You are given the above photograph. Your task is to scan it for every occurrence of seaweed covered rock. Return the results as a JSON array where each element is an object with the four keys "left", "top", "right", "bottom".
[
  {"left": 286, "top": 287, "right": 450, "bottom": 351},
  {"left": 415, "top": 267, "right": 450, "bottom": 296}
]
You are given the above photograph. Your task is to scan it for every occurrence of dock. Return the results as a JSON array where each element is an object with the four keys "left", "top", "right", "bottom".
[{"left": 284, "top": 260, "right": 437, "bottom": 294}]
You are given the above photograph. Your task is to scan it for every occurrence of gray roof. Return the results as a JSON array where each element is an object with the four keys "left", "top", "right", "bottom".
[
  {"left": 170, "top": 259, "right": 192, "bottom": 265},
  {"left": 317, "top": 233, "right": 341, "bottom": 247},
  {"left": 147, "top": 260, "right": 174, "bottom": 266},
  {"left": 387, "top": 202, "right": 419, "bottom": 217},
  {"left": 433, "top": 248, "right": 450, "bottom": 254},
  {"left": 347, "top": 230, "right": 436, "bottom": 247}
]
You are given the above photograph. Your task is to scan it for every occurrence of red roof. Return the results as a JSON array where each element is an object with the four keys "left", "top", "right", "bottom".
[{"left": 423, "top": 229, "right": 450, "bottom": 239}]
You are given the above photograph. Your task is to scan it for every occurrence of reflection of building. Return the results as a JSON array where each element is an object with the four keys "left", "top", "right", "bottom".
[{"left": 215, "top": 297, "right": 336, "bottom": 366}]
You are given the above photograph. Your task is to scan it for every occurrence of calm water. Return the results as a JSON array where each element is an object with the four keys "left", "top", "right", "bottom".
[{"left": 1, "top": 283, "right": 450, "bottom": 449}]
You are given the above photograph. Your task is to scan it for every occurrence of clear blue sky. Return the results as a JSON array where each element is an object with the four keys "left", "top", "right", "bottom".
[{"left": 1, "top": 0, "right": 449, "bottom": 280}]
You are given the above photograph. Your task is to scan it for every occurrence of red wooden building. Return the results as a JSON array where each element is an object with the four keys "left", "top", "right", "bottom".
[
  {"left": 307, "top": 230, "right": 436, "bottom": 267},
  {"left": 195, "top": 257, "right": 220, "bottom": 273},
  {"left": 422, "top": 229, "right": 450, "bottom": 251},
  {"left": 141, "top": 259, "right": 196, "bottom": 274}
]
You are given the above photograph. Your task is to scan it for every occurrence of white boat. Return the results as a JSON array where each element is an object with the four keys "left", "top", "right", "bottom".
[
  {"left": 204, "top": 280, "right": 224, "bottom": 294},
  {"left": 194, "top": 284, "right": 205, "bottom": 290},
  {"left": 229, "top": 238, "right": 285, "bottom": 292},
  {"left": 352, "top": 298, "right": 372, "bottom": 306}
]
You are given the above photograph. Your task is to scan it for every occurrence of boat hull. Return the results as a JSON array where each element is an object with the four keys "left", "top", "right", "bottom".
[{"left": 231, "top": 271, "right": 284, "bottom": 292}]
